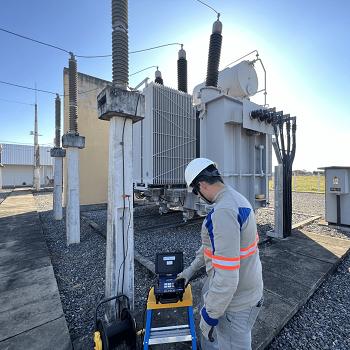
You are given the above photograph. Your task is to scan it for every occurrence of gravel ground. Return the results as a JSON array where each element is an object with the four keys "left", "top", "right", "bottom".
[
  {"left": 268, "top": 191, "right": 325, "bottom": 217},
  {"left": 34, "top": 191, "right": 350, "bottom": 349},
  {"left": 268, "top": 254, "right": 350, "bottom": 350},
  {"left": 83, "top": 207, "right": 313, "bottom": 267},
  {"left": 0, "top": 189, "right": 12, "bottom": 204}
]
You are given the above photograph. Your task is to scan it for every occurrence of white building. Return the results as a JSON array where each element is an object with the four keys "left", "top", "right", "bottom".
[{"left": 0, "top": 143, "right": 53, "bottom": 188}]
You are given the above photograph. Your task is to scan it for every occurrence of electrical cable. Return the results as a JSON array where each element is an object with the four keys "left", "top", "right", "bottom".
[
  {"left": 194, "top": 0, "right": 220, "bottom": 16},
  {"left": 0, "top": 27, "right": 182, "bottom": 58},
  {"left": 0, "top": 80, "right": 104, "bottom": 97},
  {"left": 0, "top": 97, "right": 34, "bottom": 106},
  {"left": 0, "top": 27, "right": 70, "bottom": 54},
  {"left": 0, "top": 80, "right": 57, "bottom": 95},
  {"left": 130, "top": 66, "right": 158, "bottom": 77}
]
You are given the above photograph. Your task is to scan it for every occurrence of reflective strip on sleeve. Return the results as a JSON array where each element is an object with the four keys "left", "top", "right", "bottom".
[
  {"left": 240, "top": 234, "right": 259, "bottom": 259},
  {"left": 204, "top": 248, "right": 240, "bottom": 270}
]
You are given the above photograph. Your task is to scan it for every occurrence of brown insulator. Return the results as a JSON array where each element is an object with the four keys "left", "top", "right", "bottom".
[
  {"left": 68, "top": 53, "right": 78, "bottom": 133},
  {"left": 55, "top": 94, "right": 61, "bottom": 147}
]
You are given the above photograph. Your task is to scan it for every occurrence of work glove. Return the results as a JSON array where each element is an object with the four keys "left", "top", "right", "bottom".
[
  {"left": 176, "top": 267, "right": 194, "bottom": 286},
  {"left": 200, "top": 307, "right": 217, "bottom": 342}
]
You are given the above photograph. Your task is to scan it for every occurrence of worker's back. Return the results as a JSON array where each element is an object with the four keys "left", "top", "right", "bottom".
[{"left": 201, "top": 185, "right": 263, "bottom": 314}]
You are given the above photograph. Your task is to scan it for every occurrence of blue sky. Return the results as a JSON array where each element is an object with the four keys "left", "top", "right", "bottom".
[{"left": 0, "top": 0, "right": 349, "bottom": 170}]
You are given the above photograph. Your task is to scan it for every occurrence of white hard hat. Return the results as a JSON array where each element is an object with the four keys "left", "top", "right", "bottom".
[{"left": 185, "top": 158, "right": 216, "bottom": 188}]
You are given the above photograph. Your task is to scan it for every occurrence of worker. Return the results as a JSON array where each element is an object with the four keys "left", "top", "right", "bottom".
[{"left": 177, "top": 158, "right": 264, "bottom": 350}]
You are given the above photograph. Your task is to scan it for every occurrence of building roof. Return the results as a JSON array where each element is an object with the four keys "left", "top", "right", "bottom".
[
  {"left": 0, "top": 143, "right": 53, "bottom": 166},
  {"left": 318, "top": 166, "right": 350, "bottom": 170}
]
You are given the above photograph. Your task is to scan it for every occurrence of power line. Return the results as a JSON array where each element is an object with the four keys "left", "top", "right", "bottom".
[
  {"left": 0, "top": 80, "right": 58, "bottom": 95},
  {"left": 0, "top": 97, "right": 34, "bottom": 106},
  {"left": 0, "top": 27, "right": 70, "bottom": 54},
  {"left": 0, "top": 80, "right": 102, "bottom": 97},
  {"left": 1, "top": 27, "right": 182, "bottom": 58},
  {"left": 129, "top": 42, "right": 182, "bottom": 54},
  {"left": 0, "top": 140, "right": 53, "bottom": 146},
  {"left": 195, "top": 0, "right": 220, "bottom": 16},
  {"left": 130, "top": 65, "right": 158, "bottom": 77},
  {"left": 77, "top": 42, "right": 182, "bottom": 57}
]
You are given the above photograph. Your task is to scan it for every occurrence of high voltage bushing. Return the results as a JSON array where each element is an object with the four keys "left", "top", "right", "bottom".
[
  {"left": 177, "top": 45, "right": 187, "bottom": 92},
  {"left": 68, "top": 53, "right": 78, "bottom": 133},
  {"left": 112, "top": 0, "right": 128, "bottom": 87},
  {"left": 206, "top": 17, "right": 222, "bottom": 87},
  {"left": 55, "top": 94, "right": 61, "bottom": 148},
  {"left": 112, "top": 0, "right": 128, "bottom": 27},
  {"left": 155, "top": 67, "right": 163, "bottom": 85}
]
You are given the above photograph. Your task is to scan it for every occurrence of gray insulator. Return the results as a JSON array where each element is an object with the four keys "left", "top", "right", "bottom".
[
  {"left": 55, "top": 94, "right": 61, "bottom": 147},
  {"left": 178, "top": 48, "right": 186, "bottom": 59},
  {"left": 69, "top": 54, "right": 78, "bottom": 133},
  {"left": 112, "top": 0, "right": 128, "bottom": 28},
  {"left": 212, "top": 19, "right": 222, "bottom": 34},
  {"left": 177, "top": 58, "right": 187, "bottom": 93},
  {"left": 112, "top": 22, "right": 129, "bottom": 87}
]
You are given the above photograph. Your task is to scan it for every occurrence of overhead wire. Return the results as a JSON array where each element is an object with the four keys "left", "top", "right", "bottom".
[
  {"left": 1, "top": 27, "right": 182, "bottom": 58},
  {"left": 0, "top": 27, "right": 70, "bottom": 54},
  {"left": 0, "top": 97, "right": 34, "bottom": 106},
  {"left": 130, "top": 65, "right": 158, "bottom": 77},
  {"left": 0, "top": 80, "right": 57, "bottom": 95},
  {"left": 195, "top": 0, "right": 220, "bottom": 16}
]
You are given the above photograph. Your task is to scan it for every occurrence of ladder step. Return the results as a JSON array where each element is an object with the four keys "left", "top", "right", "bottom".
[{"left": 149, "top": 325, "right": 193, "bottom": 345}]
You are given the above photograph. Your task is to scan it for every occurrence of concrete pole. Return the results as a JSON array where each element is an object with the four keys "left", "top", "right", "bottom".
[
  {"left": 267, "top": 164, "right": 284, "bottom": 238},
  {"left": 51, "top": 95, "right": 65, "bottom": 221},
  {"left": 317, "top": 172, "right": 321, "bottom": 192},
  {"left": 97, "top": 0, "right": 144, "bottom": 319},
  {"left": 105, "top": 116, "right": 134, "bottom": 312},
  {"left": 33, "top": 103, "right": 41, "bottom": 191},
  {"left": 53, "top": 157, "right": 63, "bottom": 219},
  {"left": 62, "top": 53, "right": 85, "bottom": 244},
  {"left": 0, "top": 144, "right": 3, "bottom": 189}
]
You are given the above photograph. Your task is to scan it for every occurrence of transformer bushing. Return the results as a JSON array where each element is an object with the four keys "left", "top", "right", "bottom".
[
  {"left": 177, "top": 46, "right": 187, "bottom": 92},
  {"left": 206, "top": 17, "right": 222, "bottom": 87}
]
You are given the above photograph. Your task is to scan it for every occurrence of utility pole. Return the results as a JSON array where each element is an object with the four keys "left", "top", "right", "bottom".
[
  {"left": 0, "top": 144, "right": 3, "bottom": 189},
  {"left": 50, "top": 94, "right": 66, "bottom": 220},
  {"left": 97, "top": 0, "right": 144, "bottom": 319},
  {"left": 62, "top": 53, "right": 85, "bottom": 244},
  {"left": 33, "top": 99, "right": 41, "bottom": 191}
]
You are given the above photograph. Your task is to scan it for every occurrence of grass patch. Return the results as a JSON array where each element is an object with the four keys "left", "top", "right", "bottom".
[{"left": 269, "top": 175, "right": 325, "bottom": 193}]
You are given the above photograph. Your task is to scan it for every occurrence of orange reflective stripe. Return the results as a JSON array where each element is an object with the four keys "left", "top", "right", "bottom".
[
  {"left": 240, "top": 248, "right": 258, "bottom": 260},
  {"left": 212, "top": 263, "right": 240, "bottom": 270},
  {"left": 240, "top": 234, "right": 259, "bottom": 252},
  {"left": 204, "top": 248, "right": 240, "bottom": 262}
]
